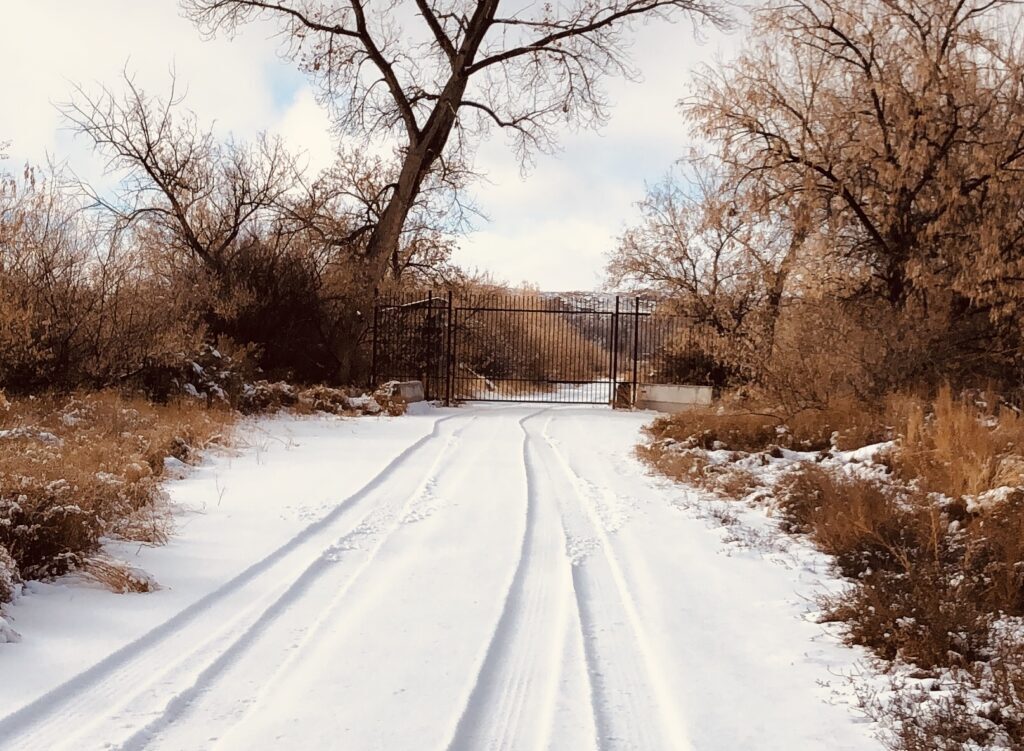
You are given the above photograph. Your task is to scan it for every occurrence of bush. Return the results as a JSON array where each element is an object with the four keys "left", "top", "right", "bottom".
[
  {"left": 0, "top": 544, "right": 21, "bottom": 604},
  {"left": 0, "top": 391, "right": 231, "bottom": 599},
  {"left": 776, "top": 466, "right": 915, "bottom": 574},
  {"left": 740, "top": 297, "right": 1024, "bottom": 414},
  {"left": 774, "top": 461, "right": 1024, "bottom": 669},
  {"left": 643, "top": 395, "right": 891, "bottom": 454},
  {"left": 892, "top": 386, "right": 1024, "bottom": 499},
  {"left": 640, "top": 387, "right": 1024, "bottom": 746}
]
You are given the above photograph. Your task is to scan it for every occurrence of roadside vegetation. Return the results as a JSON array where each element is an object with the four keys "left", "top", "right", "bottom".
[
  {"left": 619, "top": 0, "right": 1024, "bottom": 747},
  {"left": 641, "top": 391, "right": 1024, "bottom": 749},
  {"left": 0, "top": 392, "right": 229, "bottom": 617},
  {"left": 0, "top": 379, "right": 403, "bottom": 620}
]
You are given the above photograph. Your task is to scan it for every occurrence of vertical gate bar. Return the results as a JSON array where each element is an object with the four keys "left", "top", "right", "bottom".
[
  {"left": 631, "top": 297, "right": 641, "bottom": 408},
  {"left": 452, "top": 305, "right": 460, "bottom": 402},
  {"left": 611, "top": 296, "right": 621, "bottom": 407},
  {"left": 572, "top": 308, "right": 579, "bottom": 403},
  {"left": 527, "top": 302, "right": 532, "bottom": 401},
  {"left": 426, "top": 290, "right": 434, "bottom": 399},
  {"left": 554, "top": 301, "right": 561, "bottom": 402},
  {"left": 543, "top": 297, "right": 550, "bottom": 401},
  {"left": 602, "top": 301, "right": 610, "bottom": 403},
  {"left": 445, "top": 290, "right": 453, "bottom": 406},
  {"left": 370, "top": 295, "right": 380, "bottom": 391},
  {"left": 554, "top": 300, "right": 561, "bottom": 402},
  {"left": 568, "top": 302, "right": 573, "bottom": 403},
  {"left": 494, "top": 301, "right": 502, "bottom": 401},
  {"left": 517, "top": 298, "right": 524, "bottom": 402},
  {"left": 566, "top": 304, "right": 572, "bottom": 403},
  {"left": 526, "top": 299, "right": 531, "bottom": 402},
  {"left": 495, "top": 301, "right": 503, "bottom": 401}
]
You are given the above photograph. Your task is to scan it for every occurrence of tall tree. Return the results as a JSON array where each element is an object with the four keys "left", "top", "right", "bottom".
[
  {"left": 184, "top": 0, "right": 731, "bottom": 289},
  {"left": 686, "top": 0, "right": 1024, "bottom": 311}
]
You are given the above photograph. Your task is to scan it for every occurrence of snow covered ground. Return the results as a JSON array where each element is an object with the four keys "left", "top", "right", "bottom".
[{"left": 0, "top": 405, "right": 882, "bottom": 750}]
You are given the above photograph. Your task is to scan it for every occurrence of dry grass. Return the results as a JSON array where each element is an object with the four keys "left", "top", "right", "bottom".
[
  {"left": 640, "top": 387, "right": 1024, "bottom": 747},
  {"left": 643, "top": 394, "right": 891, "bottom": 454},
  {"left": 776, "top": 465, "right": 914, "bottom": 573},
  {"left": 637, "top": 441, "right": 764, "bottom": 499},
  {"left": 890, "top": 386, "right": 1024, "bottom": 499},
  {"left": 0, "top": 390, "right": 232, "bottom": 594},
  {"left": 862, "top": 627, "right": 1024, "bottom": 750},
  {"left": 776, "top": 466, "right": 982, "bottom": 665},
  {"left": 79, "top": 555, "right": 160, "bottom": 594},
  {"left": 777, "top": 458, "right": 1024, "bottom": 669}
]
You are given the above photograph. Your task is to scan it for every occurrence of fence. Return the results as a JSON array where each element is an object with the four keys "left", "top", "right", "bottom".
[{"left": 370, "top": 292, "right": 714, "bottom": 405}]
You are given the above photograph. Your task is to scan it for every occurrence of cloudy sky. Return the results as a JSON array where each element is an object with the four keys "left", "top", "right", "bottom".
[{"left": 2, "top": 2, "right": 741, "bottom": 291}]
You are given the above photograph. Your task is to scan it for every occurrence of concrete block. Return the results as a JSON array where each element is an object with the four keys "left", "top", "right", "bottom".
[
  {"left": 636, "top": 383, "right": 712, "bottom": 413},
  {"left": 394, "top": 380, "right": 425, "bottom": 403}
]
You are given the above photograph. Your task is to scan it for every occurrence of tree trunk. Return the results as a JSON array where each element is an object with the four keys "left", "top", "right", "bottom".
[{"left": 339, "top": 2, "right": 500, "bottom": 383}]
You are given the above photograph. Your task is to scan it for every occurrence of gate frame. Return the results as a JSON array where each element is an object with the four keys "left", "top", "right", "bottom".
[{"left": 371, "top": 293, "right": 650, "bottom": 407}]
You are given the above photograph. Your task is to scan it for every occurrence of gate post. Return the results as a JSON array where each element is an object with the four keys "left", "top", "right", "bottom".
[
  {"left": 631, "top": 297, "right": 641, "bottom": 407},
  {"left": 370, "top": 293, "right": 380, "bottom": 391},
  {"left": 610, "top": 296, "right": 621, "bottom": 407},
  {"left": 445, "top": 290, "right": 454, "bottom": 406},
  {"left": 424, "top": 291, "right": 434, "bottom": 399}
]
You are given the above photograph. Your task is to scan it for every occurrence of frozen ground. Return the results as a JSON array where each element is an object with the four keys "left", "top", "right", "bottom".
[{"left": 0, "top": 404, "right": 882, "bottom": 750}]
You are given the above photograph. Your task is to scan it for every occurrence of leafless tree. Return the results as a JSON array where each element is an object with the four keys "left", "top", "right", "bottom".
[
  {"left": 282, "top": 146, "right": 463, "bottom": 283},
  {"left": 183, "top": 0, "right": 732, "bottom": 289},
  {"left": 686, "top": 0, "right": 1024, "bottom": 313},
  {"left": 61, "top": 72, "right": 296, "bottom": 278},
  {"left": 608, "top": 164, "right": 801, "bottom": 338}
]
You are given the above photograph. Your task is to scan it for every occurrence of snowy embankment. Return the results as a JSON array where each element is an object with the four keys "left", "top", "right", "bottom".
[
  {"left": 0, "top": 411, "right": 439, "bottom": 713},
  {"left": 0, "top": 405, "right": 882, "bottom": 750}
]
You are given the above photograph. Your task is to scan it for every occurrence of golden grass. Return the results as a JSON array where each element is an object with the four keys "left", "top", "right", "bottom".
[
  {"left": 891, "top": 386, "right": 1024, "bottom": 498},
  {"left": 0, "top": 390, "right": 233, "bottom": 588},
  {"left": 643, "top": 393, "right": 891, "bottom": 454},
  {"left": 640, "top": 386, "right": 1024, "bottom": 747},
  {"left": 636, "top": 441, "right": 764, "bottom": 499},
  {"left": 80, "top": 555, "right": 160, "bottom": 594}
]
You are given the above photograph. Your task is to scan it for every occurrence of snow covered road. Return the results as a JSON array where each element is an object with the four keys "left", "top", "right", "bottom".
[{"left": 0, "top": 405, "right": 881, "bottom": 750}]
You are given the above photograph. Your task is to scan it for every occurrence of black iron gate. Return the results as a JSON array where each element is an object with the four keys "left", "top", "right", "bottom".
[{"left": 371, "top": 292, "right": 708, "bottom": 406}]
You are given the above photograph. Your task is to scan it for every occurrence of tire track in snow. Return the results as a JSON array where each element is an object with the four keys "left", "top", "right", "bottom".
[
  {"left": 538, "top": 413, "right": 694, "bottom": 751},
  {"left": 135, "top": 415, "right": 496, "bottom": 751},
  {"left": 444, "top": 409, "right": 594, "bottom": 751},
  {"left": 175, "top": 407, "right": 538, "bottom": 750},
  {"left": 0, "top": 412, "right": 472, "bottom": 751}
]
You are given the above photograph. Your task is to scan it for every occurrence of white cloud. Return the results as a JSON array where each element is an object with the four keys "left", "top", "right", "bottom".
[
  {"left": 458, "top": 219, "right": 618, "bottom": 290},
  {"left": 2, "top": 0, "right": 308, "bottom": 183},
  {"left": 274, "top": 88, "right": 336, "bottom": 176},
  {"left": 454, "top": 20, "right": 743, "bottom": 290}
]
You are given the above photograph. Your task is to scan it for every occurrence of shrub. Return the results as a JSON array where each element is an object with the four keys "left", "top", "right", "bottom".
[
  {"left": 892, "top": 386, "right": 1024, "bottom": 499},
  {"left": 643, "top": 394, "right": 890, "bottom": 454},
  {"left": 777, "top": 466, "right": 918, "bottom": 576},
  {"left": 0, "top": 391, "right": 231, "bottom": 599},
  {"left": 0, "top": 544, "right": 21, "bottom": 603},
  {"left": 776, "top": 462, "right": 1023, "bottom": 668},
  {"left": 640, "top": 386, "right": 1024, "bottom": 733},
  {"left": 646, "top": 409, "right": 780, "bottom": 452}
]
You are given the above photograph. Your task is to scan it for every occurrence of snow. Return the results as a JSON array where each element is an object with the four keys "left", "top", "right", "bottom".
[
  {"left": 0, "top": 405, "right": 882, "bottom": 750},
  {"left": 0, "top": 428, "right": 61, "bottom": 445}
]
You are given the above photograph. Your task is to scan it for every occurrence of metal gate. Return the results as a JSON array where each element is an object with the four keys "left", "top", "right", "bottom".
[{"left": 370, "top": 292, "right": 710, "bottom": 406}]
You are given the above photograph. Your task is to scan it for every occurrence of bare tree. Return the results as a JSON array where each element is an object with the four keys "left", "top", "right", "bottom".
[
  {"left": 282, "top": 147, "right": 462, "bottom": 284},
  {"left": 686, "top": 0, "right": 1024, "bottom": 311},
  {"left": 184, "top": 0, "right": 732, "bottom": 289},
  {"left": 608, "top": 164, "right": 800, "bottom": 339},
  {"left": 61, "top": 72, "right": 296, "bottom": 278}
]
